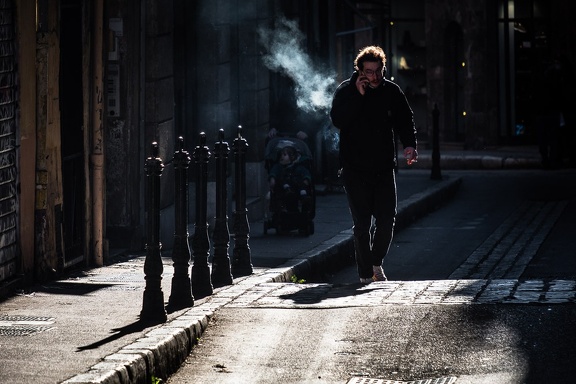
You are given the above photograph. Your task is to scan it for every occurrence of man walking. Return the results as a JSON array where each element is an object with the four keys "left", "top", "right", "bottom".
[{"left": 330, "top": 46, "right": 418, "bottom": 283}]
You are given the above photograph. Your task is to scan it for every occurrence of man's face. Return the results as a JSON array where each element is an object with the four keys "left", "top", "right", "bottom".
[{"left": 361, "top": 61, "right": 384, "bottom": 88}]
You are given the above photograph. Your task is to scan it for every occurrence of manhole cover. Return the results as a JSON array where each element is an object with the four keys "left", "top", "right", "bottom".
[
  {"left": 89, "top": 273, "right": 146, "bottom": 282},
  {"left": 0, "top": 315, "right": 55, "bottom": 336},
  {"left": 347, "top": 377, "right": 457, "bottom": 384},
  {"left": 102, "top": 285, "right": 143, "bottom": 291},
  {"left": 0, "top": 315, "right": 54, "bottom": 322}
]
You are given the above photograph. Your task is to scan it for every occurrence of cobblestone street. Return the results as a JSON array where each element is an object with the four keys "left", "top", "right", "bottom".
[{"left": 221, "top": 279, "right": 576, "bottom": 309}]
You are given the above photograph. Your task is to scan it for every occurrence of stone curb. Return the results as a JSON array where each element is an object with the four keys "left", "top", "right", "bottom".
[
  {"left": 61, "top": 309, "right": 212, "bottom": 384},
  {"left": 61, "top": 176, "right": 462, "bottom": 384}
]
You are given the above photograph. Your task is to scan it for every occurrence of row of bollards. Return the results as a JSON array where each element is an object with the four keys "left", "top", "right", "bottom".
[{"left": 141, "top": 126, "right": 252, "bottom": 323}]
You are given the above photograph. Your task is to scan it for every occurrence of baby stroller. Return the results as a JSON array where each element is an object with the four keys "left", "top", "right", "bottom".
[{"left": 263, "top": 136, "right": 316, "bottom": 235}]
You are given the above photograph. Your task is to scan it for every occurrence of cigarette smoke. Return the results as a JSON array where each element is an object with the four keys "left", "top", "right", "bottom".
[{"left": 258, "top": 17, "right": 337, "bottom": 115}]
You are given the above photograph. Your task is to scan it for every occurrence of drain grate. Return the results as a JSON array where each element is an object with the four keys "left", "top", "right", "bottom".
[
  {"left": 0, "top": 325, "right": 54, "bottom": 336},
  {"left": 347, "top": 377, "right": 457, "bottom": 384},
  {"left": 0, "top": 315, "right": 55, "bottom": 336},
  {"left": 0, "top": 315, "right": 54, "bottom": 322}
]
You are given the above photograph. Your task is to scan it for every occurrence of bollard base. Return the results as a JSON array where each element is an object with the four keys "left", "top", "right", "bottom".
[
  {"left": 167, "top": 276, "right": 194, "bottom": 312},
  {"left": 231, "top": 255, "right": 253, "bottom": 278},
  {"left": 231, "top": 209, "right": 252, "bottom": 277},
  {"left": 211, "top": 264, "right": 233, "bottom": 288},
  {"left": 191, "top": 265, "right": 213, "bottom": 299},
  {"left": 231, "top": 265, "right": 253, "bottom": 278},
  {"left": 140, "top": 289, "right": 167, "bottom": 324}
]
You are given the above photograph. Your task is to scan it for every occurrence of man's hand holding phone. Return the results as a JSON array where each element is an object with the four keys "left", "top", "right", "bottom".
[{"left": 355, "top": 74, "right": 370, "bottom": 95}]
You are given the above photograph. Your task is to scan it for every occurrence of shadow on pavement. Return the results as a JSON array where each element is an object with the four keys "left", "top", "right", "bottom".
[
  {"left": 37, "top": 281, "right": 115, "bottom": 295},
  {"left": 278, "top": 283, "right": 381, "bottom": 305},
  {"left": 76, "top": 318, "right": 156, "bottom": 351}
]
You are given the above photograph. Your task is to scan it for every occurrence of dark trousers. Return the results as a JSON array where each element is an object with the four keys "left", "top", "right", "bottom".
[{"left": 342, "top": 168, "right": 397, "bottom": 279}]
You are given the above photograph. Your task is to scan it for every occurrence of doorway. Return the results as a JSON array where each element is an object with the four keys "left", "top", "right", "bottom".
[{"left": 60, "top": 0, "right": 85, "bottom": 265}]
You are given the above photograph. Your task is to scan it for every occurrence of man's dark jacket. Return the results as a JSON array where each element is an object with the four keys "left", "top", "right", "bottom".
[{"left": 330, "top": 72, "right": 417, "bottom": 176}]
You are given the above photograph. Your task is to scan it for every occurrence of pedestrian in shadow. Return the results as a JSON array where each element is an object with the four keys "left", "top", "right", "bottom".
[{"left": 330, "top": 46, "right": 418, "bottom": 283}]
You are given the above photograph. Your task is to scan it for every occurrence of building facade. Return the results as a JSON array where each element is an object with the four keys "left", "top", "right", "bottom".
[{"left": 2, "top": 0, "right": 574, "bottom": 291}]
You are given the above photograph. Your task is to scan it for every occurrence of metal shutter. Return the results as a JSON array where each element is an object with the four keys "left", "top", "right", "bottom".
[{"left": 0, "top": 0, "right": 18, "bottom": 283}]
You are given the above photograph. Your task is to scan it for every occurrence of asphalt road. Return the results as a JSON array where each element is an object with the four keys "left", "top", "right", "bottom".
[{"left": 165, "top": 169, "right": 576, "bottom": 384}]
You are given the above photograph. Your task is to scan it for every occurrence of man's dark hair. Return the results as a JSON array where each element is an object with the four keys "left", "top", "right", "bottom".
[{"left": 354, "top": 45, "right": 386, "bottom": 71}]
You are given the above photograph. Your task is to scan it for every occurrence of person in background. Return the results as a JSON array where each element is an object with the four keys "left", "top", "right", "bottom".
[
  {"left": 268, "top": 145, "right": 312, "bottom": 213},
  {"left": 330, "top": 45, "right": 418, "bottom": 283}
]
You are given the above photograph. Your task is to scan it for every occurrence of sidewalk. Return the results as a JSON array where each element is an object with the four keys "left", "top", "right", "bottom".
[{"left": 0, "top": 147, "right": 543, "bottom": 384}]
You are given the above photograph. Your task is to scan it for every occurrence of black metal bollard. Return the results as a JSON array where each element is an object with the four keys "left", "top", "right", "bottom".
[
  {"left": 431, "top": 104, "right": 442, "bottom": 180},
  {"left": 211, "top": 129, "right": 233, "bottom": 287},
  {"left": 167, "top": 136, "right": 194, "bottom": 311},
  {"left": 191, "top": 132, "right": 213, "bottom": 299},
  {"left": 140, "top": 142, "right": 167, "bottom": 324},
  {"left": 231, "top": 126, "right": 253, "bottom": 277}
]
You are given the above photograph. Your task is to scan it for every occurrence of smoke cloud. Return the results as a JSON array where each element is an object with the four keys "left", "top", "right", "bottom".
[{"left": 258, "top": 17, "right": 337, "bottom": 115}]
